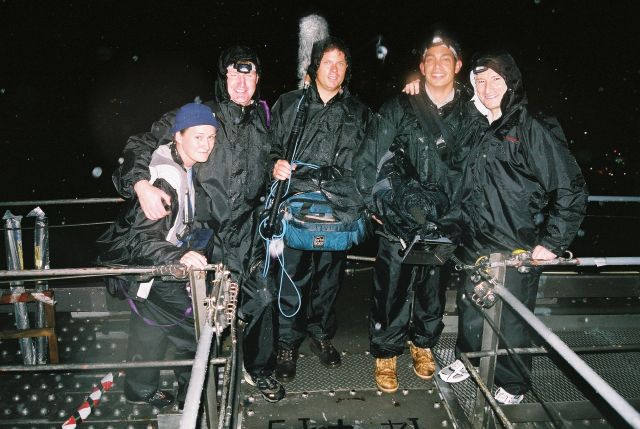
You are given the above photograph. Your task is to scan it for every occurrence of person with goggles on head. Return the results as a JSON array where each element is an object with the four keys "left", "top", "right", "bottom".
[{"left": 112, "top": 46, "right": 284, "bottom": 403}]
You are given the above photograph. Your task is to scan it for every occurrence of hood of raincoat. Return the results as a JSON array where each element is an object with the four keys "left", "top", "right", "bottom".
[
  {"left": 306, "top": 36, "right": 352, "bottom": 88},
  {"left": 214, "top": 45, "right": 262, "bottom": 103},
  {"left": 470, "top": 51, "right": 526, "bottom": 122}
]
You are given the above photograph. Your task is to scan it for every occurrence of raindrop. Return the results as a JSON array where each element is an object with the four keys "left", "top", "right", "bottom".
[
  {"left": 533, "top": 212, "right": 545, "bottom": 225},
  {"left": 132, "top": 55, "right": 139, "bottom": 62},
  {"left": 118, "top": 157, "right": 124, "bottom": 165},
  {"left": 91, "top": 167, "right": 102, "bottom": 178}
]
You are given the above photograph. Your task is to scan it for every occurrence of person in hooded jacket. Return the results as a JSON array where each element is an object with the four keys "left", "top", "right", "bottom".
[
  {"left": 97, "top": 102, "right": 218, "bottom": 408},
  {"left": 437, "top": 52, "right": 588, "bottom": 405},
  {"left": 355, "top": 33, "right": 473, "bottom": 394},
  {"left": 270, "top": 36, "right": 371, "bottom": 382},
  {"left": 112, "top": 46, "right": 284, "bottom": 402}
]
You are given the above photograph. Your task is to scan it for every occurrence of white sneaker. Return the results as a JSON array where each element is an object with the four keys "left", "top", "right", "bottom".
[
  {"left": 494, "top": 387, "right": 523, "bottom": 405},
  {"left": 438, "top": 359, "right": 470, "bottom": 383}
]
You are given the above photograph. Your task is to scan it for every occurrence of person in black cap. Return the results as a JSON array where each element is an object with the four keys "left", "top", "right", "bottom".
[
  {"left": 112, "top": 46, "right": 285, "bottom": 402},
  {"left": 437, "top": 51, "right": 588, "bottom": 404},
  {"left": 97, "top": 103, "right": 219, "bottom": 408},
  {"left": 270, "top": 36, "right": 371, "bottom": 383},
  {"left": 355, "top": 31, "right": 473, "bottom": 393}
]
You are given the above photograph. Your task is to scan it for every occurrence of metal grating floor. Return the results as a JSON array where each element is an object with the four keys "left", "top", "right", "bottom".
[
  {"left": 2, "top": 270, "right": 640, "bottom": 428},
  {"left": 431, "top": 330, "right": 640, "bottom": 424}
]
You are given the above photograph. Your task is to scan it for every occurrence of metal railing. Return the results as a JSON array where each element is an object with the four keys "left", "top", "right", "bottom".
[
  {"left": 2, "top": 196, "right": 640, "bottom": 428},
  {"left": 0, "top": 264, "right": 239, "bottom": 429},
  {"left": 457, "top": 252, "right": 640, "bottom": 429}
]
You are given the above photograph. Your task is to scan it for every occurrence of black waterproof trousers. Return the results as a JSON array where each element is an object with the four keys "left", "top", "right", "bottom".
[
  {"left": 276, "top": 247, "right": 346, "bottom": 348},
  {"left": 124, "top": 280, "right": 196, "bottom": 403},
  {"left": 209, "top": 229, "right": 278, "bottom": 379},
  {"left": 239, "top": 270, "right": 278, "bottom": 377},
  {"left": 455, "top": 267, "right": 540, "bottom": 395},
  {"left": 369, "top": 238, "right": 446, "bottom": 358}
]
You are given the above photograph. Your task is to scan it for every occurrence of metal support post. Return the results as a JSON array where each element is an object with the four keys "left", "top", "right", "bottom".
[
  {"left": 28, "top": 207, "right": 50, "bottom": 364},
  {"left": 473, "top": 252, "right": 506, "bottom": 429},
  {"left": 190, "top": 269, "right": 209, "bottom": 339},
  {"left": 188, "top": 269, "right": 218, "bottom": 428},
  {"left": 2, "top": 210, "right": 36, "bottom": 365}
]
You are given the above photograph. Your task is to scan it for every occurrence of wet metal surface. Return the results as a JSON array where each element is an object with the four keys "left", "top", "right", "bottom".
[{"left": 1, "top": 266, "right": 640, "bottom": 427}]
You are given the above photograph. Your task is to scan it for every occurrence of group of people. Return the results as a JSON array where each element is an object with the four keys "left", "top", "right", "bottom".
[{"left": 96, "top": 28, "right": 588, "bottom": 410}]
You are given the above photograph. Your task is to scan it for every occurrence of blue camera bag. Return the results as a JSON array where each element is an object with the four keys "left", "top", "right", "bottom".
[{"left": 283, "top": 191, "right": 366, "bottom": 251}]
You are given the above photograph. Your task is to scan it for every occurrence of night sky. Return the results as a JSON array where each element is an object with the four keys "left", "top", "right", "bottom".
[
  {"left": 2, "top": 0, "right": 639, "bottom": 202},
  {"left": 1, "top": 1, "right": 639, "bottom": 264}
]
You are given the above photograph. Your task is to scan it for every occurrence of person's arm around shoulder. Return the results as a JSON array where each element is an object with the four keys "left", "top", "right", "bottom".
[
  {"left": 113, "top": 110, "right": 176, "bottom": 219},
  {"left": 133, "top": 180, "right": 172, "bottom": 220}
]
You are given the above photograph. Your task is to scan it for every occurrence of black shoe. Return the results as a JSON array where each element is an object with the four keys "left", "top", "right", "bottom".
[
  {"left": 309, "top": 338, "right": 341, "bottom": 368},
  {"left": 275, "top": 346, "right": 298, "bottom": 382},
  {"left": 127, "top": 390, "right": 174, "bottom": 408},
  {"left": 244, "top": 373, "right": 285, "bottom": 403}
]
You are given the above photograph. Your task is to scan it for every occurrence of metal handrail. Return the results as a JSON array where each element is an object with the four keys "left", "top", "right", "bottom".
[
  {"left": 0, "top": 264, "right": 226, "bottom": 279},
  {"left": 494, "top": 285, "right": 640, "bottom": 428},
  {"left": 0, "top": 198, "right": 124, "bottom": 207},
  {"left": 181, "top": 322, "right": 215, "bottom": 429},
  {"left": 1, "top": 195, "right": 638, "bottom": 208},
  {"left": 461, "top": 252, "right": 640, "bottom": 429},
  {"left": 0, "top": 358, "right": 226, "bottom": 373}
]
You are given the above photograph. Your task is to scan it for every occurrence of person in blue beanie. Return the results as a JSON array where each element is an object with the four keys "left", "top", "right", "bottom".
[{"left": 97, "top": 103, "right": 219, "bottom": 408}]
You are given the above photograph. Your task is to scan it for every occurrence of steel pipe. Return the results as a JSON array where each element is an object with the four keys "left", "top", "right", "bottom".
[
  {"left": 494, "top": 285, "right": 640, "bottom": 428},
  {"left": 181, "top": 322, "right": 215, "bottom": 429}
]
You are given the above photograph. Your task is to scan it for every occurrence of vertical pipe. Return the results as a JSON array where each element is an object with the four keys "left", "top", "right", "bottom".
[
  {"left": 28, "top": 207, "right": 49, "bottom": 364},
  {"left": 2, "top": 210, "right": 36, "bottom": 365},
  {"left": 473, "top": 253, "right": 506, "bottom": 429}
]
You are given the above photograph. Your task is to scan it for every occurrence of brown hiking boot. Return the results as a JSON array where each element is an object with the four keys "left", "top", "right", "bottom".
[
  {"left": 375, "top": 357, "right": 398, "bottom": 393},
  {"left": 409, "top": 342, "right": 436, "bottom": 380}
]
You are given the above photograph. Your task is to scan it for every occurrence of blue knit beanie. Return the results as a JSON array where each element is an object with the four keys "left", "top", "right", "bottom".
[{"left": 170, "top": 103, "right": 220, "bottom": 134}]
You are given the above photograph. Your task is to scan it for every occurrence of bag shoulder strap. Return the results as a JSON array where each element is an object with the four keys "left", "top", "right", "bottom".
[{"left": 408, "top": 93, "right": 455, "bottom": 161}]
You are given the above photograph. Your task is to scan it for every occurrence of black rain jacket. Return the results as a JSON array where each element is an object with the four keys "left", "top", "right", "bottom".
[
  {"left": 97, "top": 145, "right": 191, "bottom": 266},
  {"left": 356, "top": 82, "right": 473, "bottom": 240},
  {"left": 113, "top": 57, "right": 270, "bottom": 279},
  {"left": 452, "top": 53, "right": 588, "bottom": 259},
  {"left": 269, "top": 83, "right": 370, "bottom": 223}
]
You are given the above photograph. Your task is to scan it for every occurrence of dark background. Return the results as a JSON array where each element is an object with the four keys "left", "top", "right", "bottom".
[{"left": 1, "top": 0, "right": 639, "bottom": 266}]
